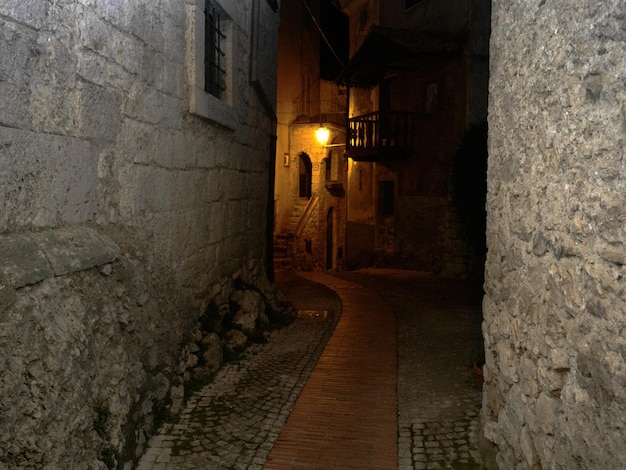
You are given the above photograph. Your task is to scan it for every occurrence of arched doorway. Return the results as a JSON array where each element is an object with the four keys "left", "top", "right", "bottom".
[
  {"left": 326, "top": 207, "right": 334, "bottom": 270},
  {"left": 298, "top": 153, "right": 312, "bottom": 198}
]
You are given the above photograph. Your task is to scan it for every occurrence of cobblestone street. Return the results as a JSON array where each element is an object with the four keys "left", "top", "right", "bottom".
[
  {"left": 334, "top": 269, "right": 484, "bottom": 469},
  {"left": 138, "top": 274, "right": 340, "bottom": 469},
  {"left": 138, "top": 269, "right": 485, "bottom": 469}
]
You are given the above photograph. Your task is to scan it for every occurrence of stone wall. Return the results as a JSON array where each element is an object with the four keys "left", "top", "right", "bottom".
[
  {"left": 483, "top": 1, "right": 626, "bottom": 468},
  {"left": 286, "top": 123, "right": 348, "bottom": 271},
  {"left": 0, "top": 1, "right": 280, "bottom": 468}
]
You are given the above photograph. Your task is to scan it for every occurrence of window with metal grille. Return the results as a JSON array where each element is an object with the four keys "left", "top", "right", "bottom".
[
  {"left": 325, "top": 154, "right": 332, "bottom": 181},
  {"left": 187, "top": 0, "right": 235, "bottom": 127},
  {"left": 204, "top": 0, "right": 226, "bottom": 98}
]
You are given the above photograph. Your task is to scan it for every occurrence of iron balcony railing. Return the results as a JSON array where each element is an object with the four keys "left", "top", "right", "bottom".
[{"left": 347, "top": 111, "right": 414, "bottom": 160}]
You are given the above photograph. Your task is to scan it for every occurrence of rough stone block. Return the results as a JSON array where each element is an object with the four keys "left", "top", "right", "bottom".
[
  {"left": 201, "top": 333, "right": 223, "bottom": 373},
  {"left": 0, "top": 280, "right": 16, "bottom": 314},
  {"left": 34, "top": 227, "right": 120, "bottom": 277},
  {"left": 484, "top": 1, "right": 626, "bottom": 468},
  {"left": 225, "top": 329, "right": 248, "bottom": 352},
  {"left": 0, "top": 1, "right": 47, "bottom": 29},
  {"left": 231, "top": 289, "right": 264, "bottom": 335},
  {"left": 77, "top": 81, "right": 123, "bottom": 141},
  {"left": 0, "top": 227, "right": 119, "bottom": 288},
  {"left": 0, "top": 234, "right": 53, "bottom": 287}
]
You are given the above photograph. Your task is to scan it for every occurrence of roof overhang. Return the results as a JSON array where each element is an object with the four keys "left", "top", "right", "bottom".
[{"left": 337, "top": 26, "right": 464, "bottom": 87}]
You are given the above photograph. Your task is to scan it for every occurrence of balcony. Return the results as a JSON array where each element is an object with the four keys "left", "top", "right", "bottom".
[
  {"left": 324, "top": 180, "right": 345, "bottom": 196},
  {"left": 346, "top": 111, "right": 414, "bottom": 161}
]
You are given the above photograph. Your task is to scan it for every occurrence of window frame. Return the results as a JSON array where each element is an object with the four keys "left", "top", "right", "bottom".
[
  {"left": 324, "top": 153, "right": 333, "bottom": 181},
  {"left": 187, "top": 0, "right": 236, "bottom": 128},
  {"left": 204, "top": 1, "right": 226, "bottom": 99}
]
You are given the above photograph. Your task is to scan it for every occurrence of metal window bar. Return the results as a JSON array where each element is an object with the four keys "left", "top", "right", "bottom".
[{"left": 205, "top": 1, "right": 226, "bottom": 98}]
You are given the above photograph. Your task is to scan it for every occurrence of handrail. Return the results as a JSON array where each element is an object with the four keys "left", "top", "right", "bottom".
[{"left": 295, "top": 195, "right": 319, "bottom": 238}]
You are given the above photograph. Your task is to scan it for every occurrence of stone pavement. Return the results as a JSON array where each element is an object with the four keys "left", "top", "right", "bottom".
[
  {"left": 264, "top": 273, "right": 397, "bottom": 469},
  {"left": 137, "top": 272, "right": 341, "bottom": 470},
  {"left": 334, "top": 269, "right": 484, "bottom": 469},
  {"left": 138, "top": 269, "right": 485, "bottom": 469}
]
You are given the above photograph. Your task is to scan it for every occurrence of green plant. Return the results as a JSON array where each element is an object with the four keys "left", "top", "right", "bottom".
[
  {"left": 93, "top": 404, "right": 120, "bottom": 469},
  {"left": 183, "top": 371, "right": 215, "bottom": 401},
  {"left": 93, "top": 405, "right": 110, "bottom": 440},
  {"left": 248, "top": 328, "right": 269, "bottom": 344},
  {"left": 472, "top": 353, "right": 485, "bottom": 369},
  {"left": 452, "top": 456, "right": 485, "bottom": 469},
  {"left": 266, "top": 304, "right": 297, "bottom": 329},
  {"left": 200, "top": 302, "right": 222, "bottom": 333},
  {"left": 152, "top": 397, "right": 173, "bottom": 433},
  {"left": 222, "top": 346, "right": 243, "bottom": 364},
  {"left": 99, "top": 447, "right": 119, "bottom": 470}
]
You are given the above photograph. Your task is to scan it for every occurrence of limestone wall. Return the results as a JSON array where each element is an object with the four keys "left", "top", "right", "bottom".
[
  {"left": 484, "top": 1, "right": 626, "bottom": 468},
  {"left": 285, "top": 123, "right": 347, "bottom": 271},
  {"left": 0, "top": 1, "right": 279, "bottom": 468}
]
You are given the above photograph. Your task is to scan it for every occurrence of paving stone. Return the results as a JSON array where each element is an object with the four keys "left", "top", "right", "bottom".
[{"left": 137, "top": 271, "right": 485, "bottom": 470}]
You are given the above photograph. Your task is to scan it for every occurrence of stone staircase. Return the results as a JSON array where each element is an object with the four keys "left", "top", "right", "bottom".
[{"left": 273, "top": 198, "right": 309, "bottom": 270}]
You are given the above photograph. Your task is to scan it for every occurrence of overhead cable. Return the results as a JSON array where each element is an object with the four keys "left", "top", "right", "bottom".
[{"left": 299, "top": 0, "right": 345, "bottom": 68}]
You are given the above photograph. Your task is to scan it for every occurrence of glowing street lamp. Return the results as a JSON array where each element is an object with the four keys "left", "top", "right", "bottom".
[{"left": 315, "top": 126, "right": 330, "bottom": 146}]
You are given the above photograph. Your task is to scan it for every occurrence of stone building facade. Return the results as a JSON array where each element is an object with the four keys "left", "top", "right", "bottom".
[
  {"left": 483, "top": 0, "right": 626, "bottom": 468},
  {"left": 0, "top": 1, "right": 280, "bottom": 468},
  {"left": 283, "top": 117, "right": 348, "bottom": 271},
  {"left": 274, "top": 0, "right": 348, "bottom": 271},
  {"left": 334, "top": 0, "right": 490, "bottom": 276}
]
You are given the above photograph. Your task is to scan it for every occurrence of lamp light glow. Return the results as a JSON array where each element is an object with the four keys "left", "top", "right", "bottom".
[{"left": 315, "top": 126, "right": 330, "bottom": 146}]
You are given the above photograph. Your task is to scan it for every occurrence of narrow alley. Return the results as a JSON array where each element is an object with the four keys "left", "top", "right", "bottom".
[
  {"left": 3, "top": 2, "right": 624, "bottom": 468},
  {"left": 138, "top": 269, "right": 484, "bottom": 469}
]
